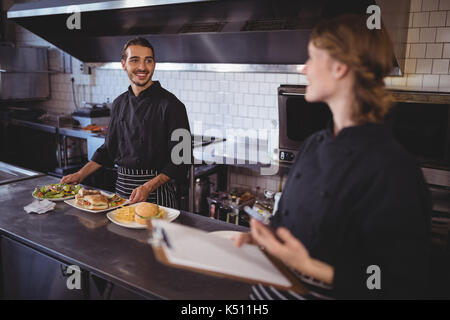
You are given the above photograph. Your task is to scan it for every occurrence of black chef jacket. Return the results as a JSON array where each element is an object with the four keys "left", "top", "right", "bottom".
[
  {"left": 272, "top": 123, "right": 432, "bottom": 299},
  {"left": 92, "top": 83, "right": 191, "bottom": 182}
]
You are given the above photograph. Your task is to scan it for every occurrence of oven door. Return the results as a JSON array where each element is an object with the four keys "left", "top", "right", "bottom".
[{"left": 278, "top": 85, "right": 332, "bottom": 163}]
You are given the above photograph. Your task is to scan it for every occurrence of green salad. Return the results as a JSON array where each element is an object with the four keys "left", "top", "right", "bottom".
[{"left": 33, "top": 183, "right": 81, "bottom": 199}]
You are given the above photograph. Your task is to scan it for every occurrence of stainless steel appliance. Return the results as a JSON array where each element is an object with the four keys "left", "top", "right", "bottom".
[
  {"left": 7, "top": 0, "right": 409, "bottom": 74},
  {"left": 0, "top": 45, "right": 49, "bottom": 101},
  {"left": 277, "top": 85, "right": 332, "bottom": 164}
]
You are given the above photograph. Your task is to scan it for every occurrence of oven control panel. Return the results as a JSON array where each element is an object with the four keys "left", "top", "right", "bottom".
[{"left": 279, "top": 150, "right": 296, "bottom": 163}]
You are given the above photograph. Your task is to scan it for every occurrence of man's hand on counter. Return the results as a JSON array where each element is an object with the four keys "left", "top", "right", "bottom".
[
  {"left": 128, "top": 173, "right": 171, "bottom": 204},
  {"left": 60, "top": 161, "right": 102, "bottom": 185},
  {"left": 60, "top": 171, "right": 84, "bottom": 185}
]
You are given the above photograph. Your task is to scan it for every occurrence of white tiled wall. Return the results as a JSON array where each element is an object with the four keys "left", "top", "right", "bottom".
[
  {"left": 13, "top": 0, "right": 449, "bottom": 193},
  {"left": 384, "top": 0, "right": 450, "bottom": 90}
]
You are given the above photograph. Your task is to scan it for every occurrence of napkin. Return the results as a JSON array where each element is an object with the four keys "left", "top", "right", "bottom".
[{"left": 24, "top": 199, "right": 56, "bottom": 214}]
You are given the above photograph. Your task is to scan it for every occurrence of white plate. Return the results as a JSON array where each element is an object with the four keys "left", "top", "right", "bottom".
[
  {"left": 209, "top": 230, "right": 243, "bottom": 240},
  {"left": 64, "top": 191, "right": 128, "bottom": 213},
  {"left": 33, "top": 194, "right": 76, "bottom": 202},
  {"left": 106, "top": 203, "right": 180, "bottom": 229}
]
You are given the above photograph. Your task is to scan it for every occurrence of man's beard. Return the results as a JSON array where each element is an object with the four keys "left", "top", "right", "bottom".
[{"left": 126, "top": 68, "right": 153, "bottom": 87}]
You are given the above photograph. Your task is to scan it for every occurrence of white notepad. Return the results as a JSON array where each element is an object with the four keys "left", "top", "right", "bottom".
[{"left": 149, "top": 220, "right": 292, "bottom": 288}]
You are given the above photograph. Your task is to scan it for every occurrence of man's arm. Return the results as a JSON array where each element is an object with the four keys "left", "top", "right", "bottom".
[{"left": 60, "top": 161, "right": 102, "bottom": 184}]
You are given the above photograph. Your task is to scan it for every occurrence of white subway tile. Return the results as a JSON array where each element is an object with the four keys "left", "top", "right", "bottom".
[
  {"left": 254, "top": 73, "right": 265, "bottom": 82},
  {"left": 249, "top": 106, "right": 258, "bottom": 117},
  {"left": 179, "top": 71, "right": 188, "bottom": 80},
  {"left": 239, "top": 81, "right": 249, "bottom": 93},
  {"left": 438, "top": 74, "right": 450, "bottom": 90},
  {"left": 224, "top": 92, "right": 234, "bottom": 104},
  {"left": 253, "top": 118, "right": 264, "bottom": 129},
  {"left": 426, "top": 43, "right": 443, "bottom": 58},
  {"left": 406, "top": 74, "right": 423, "bottom": 88},
  {"left": 423, "top": 0, "right": 439, "bottom": 11},
  {"left": 287, "top": 74, "right": 300, "bottom": 84},
  {"left": 239, "top": 106, "right": 248, "bottom": 117},
  {"left": 264, "top": 74, "right": 278, "bottom": 83},
  {"left": 229, "top": 81, "right": 239, "bottom": 93},
  {"left": 430, "top": 11, "right": 447, "bottom": 27},
  {"left": 268, "top": 83, "right": 280, "bottom": 94},
  {"left": 225, "top": 72, "right": 235, "bottom": 81},
  {"left": 413, "top": 12, "right": 429, "bottom": 27},
  {"left": 206, "top": 72, "right": 215, "bottom": 80},
  {"left": 416, "top": 59, "right": 433, "bottom": 73},
  {"left": 259, "top": 82, "right": 271, "bottom": 94},
  {"left": 249, "top": 82, "right": 259, "bottom": 94},
  {"left": 264, "top": 95, "right": 277, "bottom": 107},
  {"left": 410, "top": 44, "right": 427, "bottom": 58},
  {"left": 219, "top": 80, "right": 229, "bottom": 92},
  {"left": 411, "top": 0, "right": 422, "bottom": 12},
  {"left": 235, "top": 93, "right": 244, "bottom": 105},
  {"left": 390, "top": 76, "right": 408, "bottom": 87},
  {"left": 184, "top": 80, "right": 193, "bottom": 91},
  {"left": 235, "top": 73, "right": 245, "bottom": 81},
  {"left": 215, "top": 72, "right": 225, "bottom": 80},
  {"left": 244, "top": 73, "right": 255, "bottom": 82},
  {"left": 210, "top": 80, "right": 219, "bottom": 92},
  {"left": 432, "top": 59, "right": 450, "bottom": 73},
  {"left": 200, "top": 80, "right": 210, "bottom": 91},
  {"left": 440, "top": 0, "right": 450, "bottom": 10},
  {"left": 244, "top": 94, "right": 254, "bottom": 106},
  {"left": 405, "top": 59, "right": 417, "bottom": 73},
  {"left": 254, "top": 94, "right": 264, "bottom": 107},
  {"left": 443, "top": 43, "right": 450, "bottom": 57},
  {"left": 423, "top": 75, "right": 440, "bottom": 88},
  {"left": 436, "top": 27, "right": 450, "bottom": 41},
  {"left": 206, "top": 92, "right": 214, "bottom": 103},
  {"left": 419, "top": 28, "right": 437, "bottom": 42},
  {"left": 276, "top": 74, "right": 287, "bottom": 84}
]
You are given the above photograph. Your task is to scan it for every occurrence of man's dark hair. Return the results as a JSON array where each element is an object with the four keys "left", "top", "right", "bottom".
[{"left": 121, "top": 37, "right": 155, "bottom": 61}]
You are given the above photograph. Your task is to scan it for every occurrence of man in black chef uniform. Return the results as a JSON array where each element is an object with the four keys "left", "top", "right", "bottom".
[{"left": 61, "top": 37, "right": 190, "bottom": 208}]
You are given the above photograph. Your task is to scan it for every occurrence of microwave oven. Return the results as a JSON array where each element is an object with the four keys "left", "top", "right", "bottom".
[
  {"left": 278, "top": 85, "right": 450, "bottom": 171},
  {"left": 278, "top": 85, "right": 332, "bottom": 164}
]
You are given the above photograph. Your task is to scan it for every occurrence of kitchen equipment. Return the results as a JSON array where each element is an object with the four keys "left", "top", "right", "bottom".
[
  {"left": 193, "top": 177, "right": 211, "bottom": 216},
  {"left": 0, "top": 45, "right": 49, "bottom": 101},
  {"left": 278, "top": 85, "right": 332, "bottom": 164},
  {"left": 7, "top": 1, "right": 408, "bottom": 75},
  {"left": 273, "top": 192, "right": 282, "bottom": 215},
  {"left": 72, "top": 102, "right": 110, "bottom": 128}
]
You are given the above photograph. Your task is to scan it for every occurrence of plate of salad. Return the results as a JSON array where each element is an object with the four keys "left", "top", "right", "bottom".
[{"left": 32, "top": 183, "right": 81, "bottom": 201}]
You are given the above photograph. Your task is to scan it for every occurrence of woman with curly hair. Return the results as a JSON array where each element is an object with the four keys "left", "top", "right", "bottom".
[{"left": 235, "top": 14, "right": 431, "bottom": 300}]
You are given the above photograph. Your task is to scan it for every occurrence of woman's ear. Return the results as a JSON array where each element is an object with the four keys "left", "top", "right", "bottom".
[{"left": 332, "top": 61, "right": 350, "bottom": 80}]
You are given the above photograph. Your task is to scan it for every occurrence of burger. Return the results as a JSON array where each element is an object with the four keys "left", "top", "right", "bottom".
[
  {"left": 76, "top": 188, "right": 101, "bottom": 206},
  {"left": 134, "top": 202, "right": 166, "bottom": 225},
  {"left": 80, "top": 194, "right": 109, "bottom": 210}
]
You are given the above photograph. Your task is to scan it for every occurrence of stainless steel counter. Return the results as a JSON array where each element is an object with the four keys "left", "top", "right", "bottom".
[
  {"left": 0, "top": 175, "right": 251, "bottom": 299},
  {"left": 0, "top": 161, "right": 44, "bottom": 185}
]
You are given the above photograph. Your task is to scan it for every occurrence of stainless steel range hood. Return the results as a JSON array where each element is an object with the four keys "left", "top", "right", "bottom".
[{"left": 7, "top": 0, "right": 409, "bottom": 74}]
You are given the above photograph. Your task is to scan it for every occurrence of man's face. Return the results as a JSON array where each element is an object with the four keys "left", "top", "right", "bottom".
[{"left": 121, "top": 45, "right": 155, "bottom": 87}]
